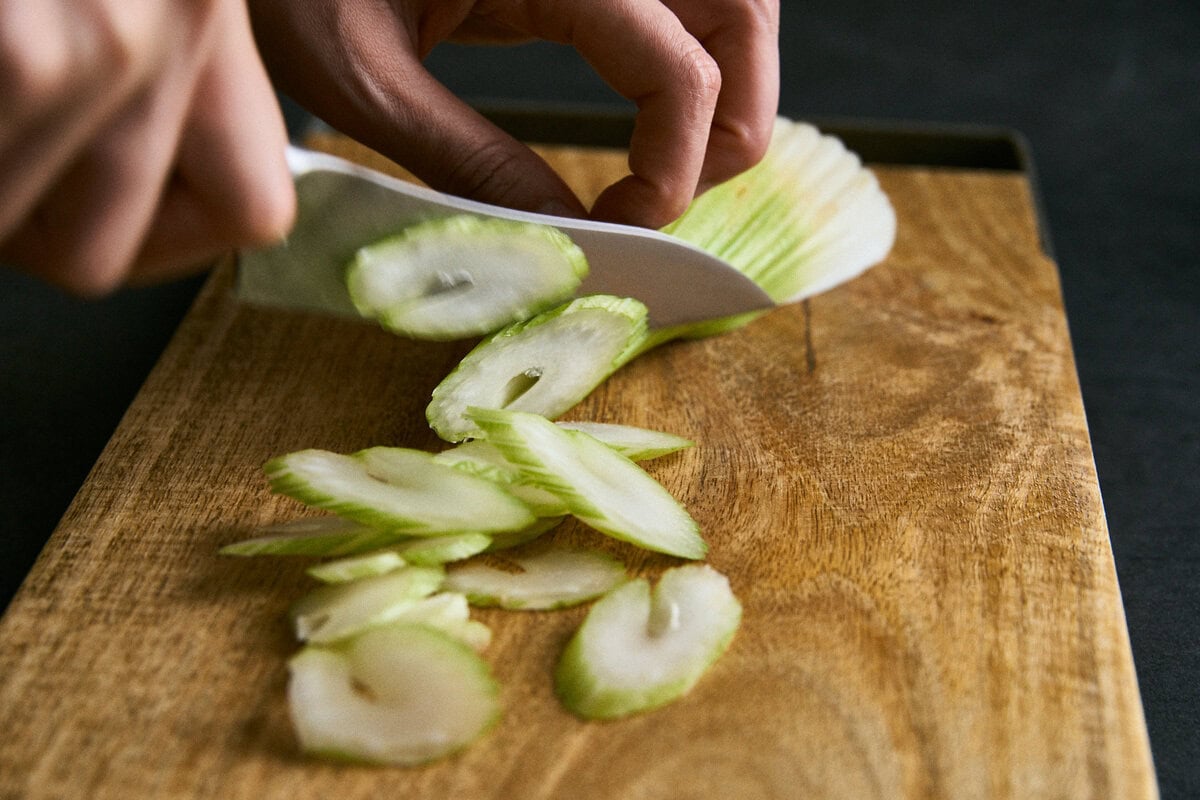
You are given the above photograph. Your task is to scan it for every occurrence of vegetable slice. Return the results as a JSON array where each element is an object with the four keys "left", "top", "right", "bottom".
[
  {"left": 346, "top": 215, "right": 588, "bottom": 340},
  {"left": 555, "top": 564, "right": 741, "bottom": 719},
  {"left": 427, "top": 295, "right": 648, "bottom": 442},
  {"left": 289, "top": 624, "right": 499, "bottom": 765},
  {"left": 468, "top": 408, "right": 706, "bottom": 560},
  {"left": 434, "top": 441, "right": 571, "bottom": 517},
  {"left": 290, "top": 565, "right": 445, "bottom": 643},
  {"left": 391, "top": 532, "right": 493, "bottom": 566},
  {"left": 444, "top": 546, "right": 627, "bottom": 610},
  {"left": 307, "top": 550, "right": 407, "bottom": 583},
  {"left": 265, "top": 447, "right": 535, "bottom": 534},
  {"left": 555, "top": 421, "right": 693, "bottom": 461},
  {"left": 219, "top": 516, "right": 410, "bottom": 558}
]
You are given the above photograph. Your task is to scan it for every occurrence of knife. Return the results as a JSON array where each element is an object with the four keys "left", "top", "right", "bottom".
[{"left": 236, "top": 146, "right": 775, "bottom": 330}]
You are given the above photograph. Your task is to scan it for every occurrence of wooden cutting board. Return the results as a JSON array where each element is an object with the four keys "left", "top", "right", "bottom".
[{"left": 0, "top": 134, "right": 1157, "bottom": 799}]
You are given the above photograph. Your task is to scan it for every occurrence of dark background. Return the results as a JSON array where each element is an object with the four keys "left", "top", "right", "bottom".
[{"left": 1, "top": 1, "right": 1195, "bottom": 795}]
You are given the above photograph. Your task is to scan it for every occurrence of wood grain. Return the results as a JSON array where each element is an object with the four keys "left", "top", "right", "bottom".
[{"left": 0, "top": 138, "right": 1157, "bottom": 799}]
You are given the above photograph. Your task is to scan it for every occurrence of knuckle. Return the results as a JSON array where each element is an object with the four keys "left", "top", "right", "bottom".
[
  {"left": 0, "top": 31, "right": 74, "bottom": 112},
  {"left": 438, "top": 138, "right": 529, "bottom": 207},
  {"left": 714, "top": 118, "right": 773, "bottom": 173},
  {"left": 0, "top": 6, "right": 157, "bottom": 113},
  {"left": 677, "top": 45, "right": 722, "bottom": 104}
]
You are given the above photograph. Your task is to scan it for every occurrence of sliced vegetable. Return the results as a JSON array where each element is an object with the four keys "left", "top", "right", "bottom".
[
  {"left": 219, "top": 516, "right": 409, "bottom": 558},
  {"left": 265, "top": 446, "right": 535, "bottom": 535},
  {"left": 366, "top": 591, "right": 493, "bottom": 652},
  {"left": 468, "top": 408, "right": 706, "bottom": 560},
  {"left": 555, "top": 564, "right": 741, "bottom": 720},
  {"left": 485, "top": 516, "right": 565, "bottom": 551},
  {"left": 555, "top": 421, "right": 693, "bottom": 461},
  {"left": 290, "top": 565, "right": 444, "bottom": 643},
  {"left": 434, "top": 441, "right": 571, "bottom": 517},
  {"left": 346, "top": 215, "right": 588, "bottom": 340},
  {"left": 391, "top": 532, "right": 493, "bottom": 566},
  {"left": 307, "top": 550, "right": 407, "bottom": 583},
  {"left": 289, "top": 624, "right": 500, "bottom": 765},
  {"left": 445, "top": 546, "right": 627, "bottom": 610},
  {"left": 426, "top": 295, "right": 648, "bottom": 442}
]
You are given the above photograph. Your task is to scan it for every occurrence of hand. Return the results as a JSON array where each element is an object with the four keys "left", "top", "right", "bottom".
[
  {"left": 249, "top": 0, "right": 780, "bottom": 229},
  {"left": 0, "top": 0, "right": 295, "bottom": 295}
]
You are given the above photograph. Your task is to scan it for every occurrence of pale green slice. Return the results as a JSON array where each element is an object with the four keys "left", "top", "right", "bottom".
[
  {"left": 391, "top": 532, "right": 493, "bottom": 566},
  {"left": 444, "top": 546, "right": 627, "bottom": 610},
  {"left": 346, "top": 215, "right": 588, "bottom": 340},
  {"left": 555, "top": 421, "right": 694, "bottom": 461},
  {"left": 288, "top": 624, "right": 499, "bottom": 765},
  {"left": 427, "top": 295, "right": 648, "bottom": 442},
  {"left": 290, "top": 565, "right": 445, "bottom": 643},
  {"left": 485, "top": 516, "right": 565, "bottom": 551},
  {"left": 367, "top": 591, "right": 492, "bottom": 652},
  {"left": 219, "top": 516, "right": 410, "bottom": 557},
  {"left": 307, "top": 550, "right": 407, "bottom": 583},
  {"left": 555, "top": 564, "right": 741, "bottom": 719},
  {"left": 435, "top": 441, "right": 570, "bottom": 517},
  {"left": 468, "top": 408, "right": 706, "bottom": 560},
  {"left": 265, "top": 446, "right": 535, "bottom": 535}
]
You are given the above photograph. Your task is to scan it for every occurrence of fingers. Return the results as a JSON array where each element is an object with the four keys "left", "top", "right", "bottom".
[
  {"left": 0, "top": 0, "right": 151, "bottom": 243},
  {"left": 483, "top": 0, "right": 778, "bottom": 227},
  {"left": 488, "top": 0, "right": 723, "bottom": 228},
  {"left": 133, "top": 0, "right": 294, "bottom": 281},
  {"left": 662, "top": 0, "right": 780, "bottom": 193},
  {"left": 0, "top": 0, "right": 293, "bottom": 294},
  {"left": 249, "top": 0, "right": 587, "bottom": 218},
  {"left": 0, "top": 1, "right": 202, "bottom": 294}
]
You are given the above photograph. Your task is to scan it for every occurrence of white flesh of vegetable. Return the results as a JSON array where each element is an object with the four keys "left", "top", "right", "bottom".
[
  {"left": 426, "top": 295, "right": 648, "bottom": 442},
  {"left": 555, "top": 421, "right": 694, "bottom": 461},
  {"left": 391, "top": 532, "right": 493, "bottom": 566},
  {"left": 307, "top": 550, "right": 407, "bottom": 583},
  {"left": 434, "top": 441, "right": 571, "bottom": 517},
  {"left": 346, "top": 215, "right": 588, "bottom": 340},
  {"left": 444, "top": 547, "right": 627, "bottom": 610},
  {"left": 265, "top": 447, "right": 535, "bottom": 535},
  {"left": 290, "top": 565, "right": 444, "bottom": 643},
  {"left": 469, "top": 408, "right": 706, "bottom": 560},
  {"left": 289, "top": 624, "right": 499, "bottom": 765},
  {"left": 219, "top": 516, "right": 411, "bottom": 558},
  {"left": 555, "top": 564, "right": 741, "bottom": 719}
]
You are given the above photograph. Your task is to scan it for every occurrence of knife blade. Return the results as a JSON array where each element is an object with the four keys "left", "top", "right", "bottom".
[{"left": 236, "top": 146, "right": 775, "bottom": 330}]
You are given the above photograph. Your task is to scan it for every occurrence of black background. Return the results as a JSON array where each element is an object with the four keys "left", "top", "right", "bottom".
[{"left": 1, "top": 1, "right": 1196, "bottom": 795}]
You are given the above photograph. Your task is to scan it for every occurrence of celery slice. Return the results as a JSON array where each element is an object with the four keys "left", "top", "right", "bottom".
[
  {"left": 219, "top": 516, "right": 410, "bottom": 557},
  {"left": 555, "top": 421, "right": 693, "bottom": 461},
  {"left": 426, "top": 295, "right": 648, "bottom": 442},
  {"left": 307, "top": 550, "right": 407, "bottom": 583},
  {"left": 265, "top": 447, "right": 535, "bottom": 535},
  {"left": 390, "top": 532, "right": 493, "bottom": 566},
  {"left": 445, "top": 546, "right": 627, "bottom": 610},
  {"left": 290, "top": 565, "right": 445, "bottom": 643},
  {"left": 347, "top": 215, "right": 588, "bottom": 340},
  {"left": 289, "top": 624, "right": 499, "bottom": 765},
  {"left": 468, "top": 408, "right": 706, "bottom": 560},
  {"left": 555, "top": 565, "right": 741, "bottom": 719}
]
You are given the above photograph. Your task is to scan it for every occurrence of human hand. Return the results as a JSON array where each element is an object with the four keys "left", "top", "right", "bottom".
[
  {"left": 0, "top": 0, "right": 295, "bottom": 295},
  {"left": 249, "top": 0, "right": 779, "bottom": 229}
]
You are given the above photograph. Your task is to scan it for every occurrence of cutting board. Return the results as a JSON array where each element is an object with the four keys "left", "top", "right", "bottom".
[{"left": 0, "top": 131, "right": 1157, "bottom": 799}]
